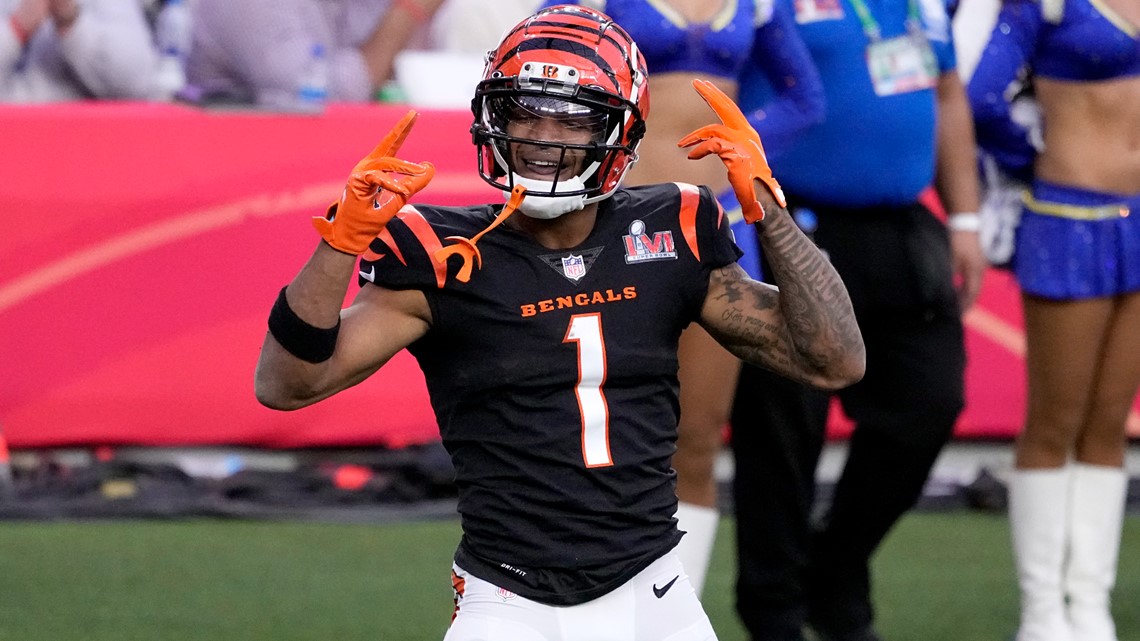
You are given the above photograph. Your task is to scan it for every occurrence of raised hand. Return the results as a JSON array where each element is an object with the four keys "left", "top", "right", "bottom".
[
  {"left": 677, "top": 79, "right": 785, "bottom": 223},
  {"left": 313, "top": 110, "right": 436, "bottom": 255}
]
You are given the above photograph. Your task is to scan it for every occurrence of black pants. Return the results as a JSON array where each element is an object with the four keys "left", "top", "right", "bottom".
[{"left": 731, "top": 200, "right": 966, "bottom": 640}]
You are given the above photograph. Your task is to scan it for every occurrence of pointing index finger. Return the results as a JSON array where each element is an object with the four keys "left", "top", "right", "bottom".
[
  {"left": 691, "top": 79, "right": 749, "bottom": 131},
  {"left": 357, "top": 110, "right": 419, "bottom": 169}
]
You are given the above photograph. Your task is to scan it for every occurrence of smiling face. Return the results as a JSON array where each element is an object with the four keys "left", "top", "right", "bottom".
[
  {"left": 498, "top": 95, "right": 610, "bottom": 184},
  {"left": 507, "top": 120, "right": 591, "bottom": 182}
]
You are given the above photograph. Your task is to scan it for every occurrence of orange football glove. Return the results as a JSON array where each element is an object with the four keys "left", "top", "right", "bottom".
[
  {"left": 313, "top": 110, "right": 436, "bottom": 255},
  {"left": 677, "top": 79, "right": 786, "bottom": 224}
]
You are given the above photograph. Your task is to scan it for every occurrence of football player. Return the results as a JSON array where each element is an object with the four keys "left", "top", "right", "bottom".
[{"left": 255, "top": 5, "right": 864, "bottom": 639}]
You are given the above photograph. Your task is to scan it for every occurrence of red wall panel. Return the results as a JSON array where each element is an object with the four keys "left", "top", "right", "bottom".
[{"left": 0, "top": 103, "right": 1135, "bottom": 447}]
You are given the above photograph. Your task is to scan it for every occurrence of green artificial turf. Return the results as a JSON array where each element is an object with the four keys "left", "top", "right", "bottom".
[{"left": 0, "top": 513, "right": 1136, "bottom": 641}]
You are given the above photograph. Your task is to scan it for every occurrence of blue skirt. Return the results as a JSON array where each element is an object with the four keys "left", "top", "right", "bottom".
[{"left": 1014, "top": 180, "right": 1140, "bottom": 299}]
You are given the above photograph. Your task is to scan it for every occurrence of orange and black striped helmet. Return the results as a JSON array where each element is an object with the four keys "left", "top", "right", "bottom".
[{"left": 470, "top": 4, "right": 649, "bottom": 204}]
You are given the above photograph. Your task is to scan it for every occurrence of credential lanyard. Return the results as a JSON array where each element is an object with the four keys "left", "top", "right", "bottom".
[{"left": 846, "top": 0, "right": 923, "bottom": 41}]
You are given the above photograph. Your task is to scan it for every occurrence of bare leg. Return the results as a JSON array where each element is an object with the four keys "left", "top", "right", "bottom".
[
  {"left": 1073, "top": 292, "right": 1140, "bottom": 466},
  {"left": 1016, "top": 295, "right": 1116, "bottom": 468},
  {"left": 673, "top": 323, "right": 742, "bottom": 596}
]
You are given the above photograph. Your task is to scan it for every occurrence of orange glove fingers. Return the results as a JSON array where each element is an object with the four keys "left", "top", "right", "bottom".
[
  {"left": 691, "top": 79, "right": 752, "bottom": 131},
  {"left": 677, "top": 124, "right": 728, "bottom": 151},
  {"left": 682, "top": 137, "right": 735, "bottom": 162},
  {"left": 679, "top": 79, "right": 788, "bottom": 214},
  {"left": 353, "top": 155, "right": 435, "bottom": 178},
  {"left": 350, "top": 161, "right": 435, "bottom": 199},
  {"left": 679, "top": 134, "right": 766, "bottom": 223},
  {"left": 386, "top": 161, "right": 435, "bottom": 196},
  {"left": 353, "top": 110, "right": 419, "bottom": 172}
]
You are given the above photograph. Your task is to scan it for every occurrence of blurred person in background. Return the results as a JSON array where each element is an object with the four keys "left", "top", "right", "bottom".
[
  {"left": 542, "top": 0, "right": 825, "bottom": 598},
  {"left": 1, "top": 0, "right": 161, "bottom": 101},
  {"left": 186, "top": 0, "right": 446, "bottom": 108},
  {"left": 968, "top": 0, "right": 1140, "bottom": 639},
  {"left": 427, "top": 0, "right": 540, "bottom": 55},
  {"left": 730, "top": 0, "right": 986, "bottom": 639},
  {"left": 254, "top": 6, "right": 863, "bottom": 638}
]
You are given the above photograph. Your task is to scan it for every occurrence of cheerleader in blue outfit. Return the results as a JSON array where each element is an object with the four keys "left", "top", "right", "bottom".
[
  {"left": 542, "top": 0, "right": 825, "bottom": 598},
  {"left": 969, "top": 1, "right": 1140, "bottom": 639}
]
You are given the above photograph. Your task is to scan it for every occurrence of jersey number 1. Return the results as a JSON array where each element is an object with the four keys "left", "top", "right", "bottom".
[{"left": 564, "top": 313, "right": 612, "bottom": 467}]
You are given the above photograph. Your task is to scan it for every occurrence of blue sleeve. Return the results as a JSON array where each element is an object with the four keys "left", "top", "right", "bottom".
[
  {"left": 966, "top": 0, "right": 1042, "bottom": 181},
  {"left": 932, "top": 37, "right": 957, "bottom": 73},
  {"left": 919, "top": 0, "right": 957, "bottom": 71},
  {"left": 743, "top": 1, "right": 825, "bottom": 159}
]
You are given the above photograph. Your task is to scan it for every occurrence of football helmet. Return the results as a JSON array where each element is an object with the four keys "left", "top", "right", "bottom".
[{"left": 471, "top": 4, "right": 649, "bottom": 217}]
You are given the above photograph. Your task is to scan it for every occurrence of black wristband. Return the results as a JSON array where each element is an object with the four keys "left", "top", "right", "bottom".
[{"left": 267, "top": 287, "right": 339, "bottom": 363}]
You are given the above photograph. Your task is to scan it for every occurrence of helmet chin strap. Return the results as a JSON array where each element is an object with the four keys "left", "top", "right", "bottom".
[{"left": 505, "top": 174, "right": 587, "bottom": 220}]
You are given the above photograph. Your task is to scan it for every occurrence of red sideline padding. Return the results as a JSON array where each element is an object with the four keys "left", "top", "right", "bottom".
[{"left": 0, "top": 103, "right": 1136, "bottom": 448}]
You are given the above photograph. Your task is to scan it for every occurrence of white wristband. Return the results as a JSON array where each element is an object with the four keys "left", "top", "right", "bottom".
[{"left": 948, "top": 212, "right": 981, "bottom": 232}]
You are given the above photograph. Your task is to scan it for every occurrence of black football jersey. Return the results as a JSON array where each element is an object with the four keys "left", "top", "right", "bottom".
[{"left": 359, "top": 182, "right": 742, "bottom": 605}]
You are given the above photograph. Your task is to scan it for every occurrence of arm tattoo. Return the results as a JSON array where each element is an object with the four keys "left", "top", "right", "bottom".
[
  {"left": 708, "top": 267, "right": 798, "bottom": 378},
  {"left": 708, "top": 209, "right": 864, "bottom": 387}
]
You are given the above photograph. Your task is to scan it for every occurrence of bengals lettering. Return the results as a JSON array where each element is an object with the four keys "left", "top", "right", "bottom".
[{"left": 520, "top": 287, "right": 638, "bottom": 317}]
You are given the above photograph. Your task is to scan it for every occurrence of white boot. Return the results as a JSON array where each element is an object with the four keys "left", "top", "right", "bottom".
[
  {"left": 1064, "top": 463, "right": 1127, "bottom": 641},
  {"left": 1009, "top": 467, "right": 1074, "bottom": 641},
  {"left": 674, "top": 502, "right": 718, "bottom": 598}
]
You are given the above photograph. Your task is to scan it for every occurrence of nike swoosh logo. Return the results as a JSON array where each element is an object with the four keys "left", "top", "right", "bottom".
[
  {"left": 360, "top": 266, "right": 376, "bottom": 282},
  {"left": 652, "top": 575, "right": 679, "bottom": 598}
]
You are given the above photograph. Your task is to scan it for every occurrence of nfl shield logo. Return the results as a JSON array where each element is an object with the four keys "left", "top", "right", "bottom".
[{"left": 561, "top": 254, "right": 586, "bottom": 281}]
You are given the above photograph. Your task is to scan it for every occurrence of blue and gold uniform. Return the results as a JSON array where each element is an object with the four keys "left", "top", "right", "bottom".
[
  {"left": 969, "top": 0, "right": 1140, "bottom": 299},
  {"left": 359, "top": 182, "right": 741, "bottom": 606}
]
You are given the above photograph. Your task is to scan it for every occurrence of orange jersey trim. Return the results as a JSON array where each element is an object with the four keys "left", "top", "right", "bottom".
[
  {"left": 381, "top": 206, "right": 449, "bottom": 289},
  {"left": 375, "top": 228, "right": 406, "bottom": 265},
  {"left": 675, "top": 183, "right": 702, "bottom": 261}
]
